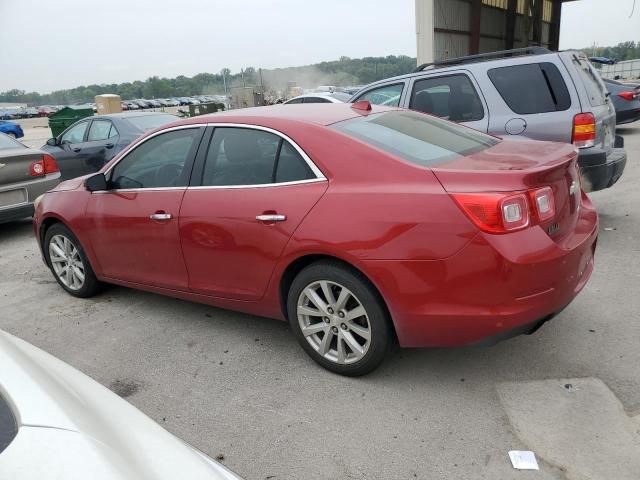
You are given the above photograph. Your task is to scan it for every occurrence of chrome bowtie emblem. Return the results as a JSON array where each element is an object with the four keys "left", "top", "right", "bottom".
[{"left": 569, "top": 180, "right": 579, "bottom": 196}]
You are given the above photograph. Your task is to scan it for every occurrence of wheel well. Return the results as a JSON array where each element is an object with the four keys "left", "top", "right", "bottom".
[
  {"left": 39, "top": 218, "right": 63, "bottom": 260},
  {"left": 279, "top": 254, "right": 395, "bottom": 337}
]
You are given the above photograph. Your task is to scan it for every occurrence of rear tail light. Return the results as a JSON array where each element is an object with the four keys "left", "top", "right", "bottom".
[
  {"left": 451, "top": 187, "right": 557, "bottom": 234},
  {"left": 572, "top": 113, "right": 596, "bottom": 149},
  {"left": 617, "top": 91, "right": 636, "bottom": 101},
  {"left": 29, "top": 154, "right": 59, "bottom": 177}
]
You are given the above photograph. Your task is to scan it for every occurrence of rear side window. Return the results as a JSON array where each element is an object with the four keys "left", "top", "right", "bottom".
[
  {"left": 410, "top": 74, "right": 484, "bottom": 122},
  {"left": 332, "top": 110, "right": 498, "bottom": 167},
  {"left": 570, "top": 55, "right": 607, "bottom": 107},
  {"left": 355, "top": 84, "right": 404, "bottom": 107},
  {"left": 488, "top": 63, "right": 571, "bottom": 114},
  {"left": 303, "top": 97, "right": 331, "bottom": 104},
  {"left": 202, "top": 127, "right": 315, "bottom": 186}
]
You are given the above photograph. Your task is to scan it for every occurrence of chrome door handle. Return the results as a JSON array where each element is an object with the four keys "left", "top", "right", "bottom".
[
  {"left": 256, "top": 214, "right": 286, "bottom": 222},
  {"left": 149, "top": 213, "right": 172, "bottom": 221}
]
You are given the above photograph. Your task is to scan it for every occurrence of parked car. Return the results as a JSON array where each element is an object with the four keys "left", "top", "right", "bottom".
[
  {"left": 0, "top": 329, "right": 243, "bottom": 479},
  {"left": 124, "top": 101, "right": 140, "bottom": 110},
  {"left": 603, "top": 78, "right": 640, "bottom": 125},
  {"left": 0, "top": 133, "right": 60, "bottom": 224},
  {"left": 34, "top": 103, "right": 598, "bottom": 376},
  {"left": 284, "top": 92, "right": 351, "bottom": 104},
  {"left": 0, "top": 120, "right": 24, "bottom": 139},
  {"left": 41, "top": 112, "right": 178, "bottom": 180},
  {"left": 351, "top": 48, "right": 627, "bottom": 193}
]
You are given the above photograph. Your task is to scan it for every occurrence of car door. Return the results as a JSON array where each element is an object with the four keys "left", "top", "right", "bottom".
[
  {"left": 83, "top": 119, "right": 120, "bottom": 173},
  {"left": 180, "top": 125, "right": 328, "bottom": 301},
  {"left": 406, "top": 71, "right": 489, "bottom": 132},
  {"left": 52, "top": 120, "right": 91, "bottom": 180},
  {"left": 85, "top": 125, "right": 205, "bottom": 290}
]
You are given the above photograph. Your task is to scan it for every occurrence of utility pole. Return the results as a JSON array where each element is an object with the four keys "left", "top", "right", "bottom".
[{"left": 221, "top": 69, "right": 228, "bottom": 109}]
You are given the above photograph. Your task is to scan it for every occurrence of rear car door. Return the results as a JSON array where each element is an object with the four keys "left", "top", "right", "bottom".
[
  {"left": 180, "top": 125, "right": 328, "bottom": 300},
  {"left": 83, "top": 119, "right": 119, "bottom": 173},
  {"left": 86, "top": 126, "right": 205, "bottom": 290},
  {"left": 406, "top": 71, "right": 489, "bottom": 132},
  {"left": 484, "top": 61, "right": 577, "bottom": 142}
]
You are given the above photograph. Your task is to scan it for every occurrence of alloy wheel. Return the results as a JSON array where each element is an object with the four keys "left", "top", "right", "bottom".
[
  {"left": 49, "top": 234, "right": 85, "bottom": 290},
  {"left": 297, "top": 280, "right": 371, "bottom": 365}
]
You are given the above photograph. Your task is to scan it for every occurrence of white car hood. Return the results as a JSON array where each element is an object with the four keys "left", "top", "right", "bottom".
[{"left": 0, "top": 331, "right": 242, "bottom": 480}]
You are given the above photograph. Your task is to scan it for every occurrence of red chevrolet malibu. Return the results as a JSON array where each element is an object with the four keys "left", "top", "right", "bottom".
[{"left": 33, "top": 103, "right": 598, "bottom": 376}]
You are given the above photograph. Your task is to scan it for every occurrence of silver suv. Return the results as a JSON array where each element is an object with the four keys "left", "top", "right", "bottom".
[{"left": 351, "top": 48, "right": 627, "bottom": 192}]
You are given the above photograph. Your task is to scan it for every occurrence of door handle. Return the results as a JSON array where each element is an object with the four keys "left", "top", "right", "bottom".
[
  {"left": 149, "top": 213, "right": 172, "bottom": 221},
  {"left": 72, "top": 147, "right": 81, "bottom": 153},
  {"left": 256, "top": 214, "right": 286, "bottom": 222},
  {"left": 105, "top": 143, "right": 114, "bottom": 149}
]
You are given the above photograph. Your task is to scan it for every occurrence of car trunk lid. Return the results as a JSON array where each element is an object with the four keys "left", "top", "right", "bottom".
[
  {"left": 432, "top": 139, "right": 581, "bottom": 243},
  {"left": 0, "top": 148, "right": 46, "bottom": 186}
]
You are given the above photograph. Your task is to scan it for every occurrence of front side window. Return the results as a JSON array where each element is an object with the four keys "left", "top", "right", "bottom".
[
  {"left": 332, "top": 110, "right": 498, "bottom": 167},
  {"left": 286, "top": 98, "right": 304, "bottom": 104},
  {"left": 488, "top": 63, "right": 571, "bottom": 114},
  {"left": 109, "top": 128, "right": 198, "bottom": 189},
  {"left": 201, "top": 127, "right": 316, "bottom": 186},
  {"left": 355, "top": 84, "right": 404, "bottom": 107},
  {"left": 410, "top": 74, "right": 484, "bottom": 122},
  {"left": 61, "top": 121, "right": 88, "bottom": 144},
  {"left": 87, "top": 120, "right": 117, "bottom": 142}
]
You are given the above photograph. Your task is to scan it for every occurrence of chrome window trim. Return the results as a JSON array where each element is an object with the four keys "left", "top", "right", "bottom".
[
  {"left": 92, "top": 178, "right": 327, "bottom": 194},
  {"left": 103, "top": 122, "right": 326, "bottom": 187}
]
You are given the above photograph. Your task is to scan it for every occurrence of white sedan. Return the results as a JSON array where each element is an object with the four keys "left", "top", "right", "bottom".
[
  {"left": 283, "top": 92, "right": 351, "bottom": 104},
  {"left": 0, "top": 330, "right": 243, "bottom": 480}
]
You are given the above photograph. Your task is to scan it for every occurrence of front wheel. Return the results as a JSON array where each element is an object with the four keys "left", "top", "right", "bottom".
[
  {"left": 44, "top": 223, "right": 102, "bottom": 298},
  {"left": 287, "top": 261, "right": 391, "bottom": 376}
]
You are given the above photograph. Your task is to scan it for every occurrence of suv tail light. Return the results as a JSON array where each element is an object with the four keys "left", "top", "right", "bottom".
[
  {"left": 451, "top": 187, "right": 557, "bottom": 234},
  {"left": 572, "top": 113, "right": 596, "bottom": 149},
  {"left": 617, "top": 91, "right": 637, "bottom": 101},
  {"left": 29, "top": 154, "right": 59, "bottom": 176}
]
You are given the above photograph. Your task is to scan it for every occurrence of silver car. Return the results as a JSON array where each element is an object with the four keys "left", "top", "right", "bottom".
[
  {"left": 0, "top": 133, "right": 60, "bottom": 224},
  {"left": 351, "top": 48, "right": 627, "bottom": 192}
]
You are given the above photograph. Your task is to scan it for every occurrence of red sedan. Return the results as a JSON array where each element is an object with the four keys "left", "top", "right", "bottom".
[{"left": 33, "top": 102, "right": 598, "bottom": 376}]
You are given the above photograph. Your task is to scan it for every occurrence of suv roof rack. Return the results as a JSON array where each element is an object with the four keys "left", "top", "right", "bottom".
[{"left": 413, "top": 47, "right": 551, "bottom": 72}]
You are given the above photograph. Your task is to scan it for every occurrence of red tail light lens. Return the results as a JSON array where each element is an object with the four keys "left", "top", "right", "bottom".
[
  {"left": 452, "top": 187, "right": 558, "bottom": 234},
  {"left": 531, "top": 186, "right": 555, "bottom": 222},
  {"left": 617, "top": 91, "right": 636, "bottom": 101},
  {"left": 451, "top": 193, "right": 529, "bottom": 234},
  {"left": 572, "top": 113, "right": 596, "bottom": 149},
  {"left": 29, "top": 154, "right": 59, "bottom": 176}
]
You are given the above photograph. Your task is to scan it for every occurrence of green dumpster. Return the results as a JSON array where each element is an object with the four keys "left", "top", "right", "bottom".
[
  {"left": 186, "top": 102, "right": 225, "bottom": 117},
  {"left": 48, "top": 105, "right": 94, "bottom": 138}
]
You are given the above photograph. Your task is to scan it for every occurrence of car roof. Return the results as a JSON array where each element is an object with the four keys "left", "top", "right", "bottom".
[
  {"left": 170, "top": 103, "right": 397, "bottom": 128},
  {"left": 93, "top": 112, "right": 177, "bottom": 120}
]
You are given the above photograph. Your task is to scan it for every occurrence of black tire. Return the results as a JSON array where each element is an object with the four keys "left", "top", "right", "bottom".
[
  {"left": 43, "top": 223, "right": 103, "bottom": 298},
  {"left": 287, "top": 260, "right": 391, "bottom": 376}
]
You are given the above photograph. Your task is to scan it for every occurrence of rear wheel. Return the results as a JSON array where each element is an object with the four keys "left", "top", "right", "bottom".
[
  {"left": 287, "top": 261, "right": 391, "bottom": 376},
  {"left": 44, "top": 224, "right": 102, "bottom": 298}
]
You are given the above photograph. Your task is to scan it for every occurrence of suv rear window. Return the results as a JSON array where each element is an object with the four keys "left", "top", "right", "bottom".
[
  {"left": 570, "top": 54, "right": 607, "bottom": 107},
  {"left": 331, "top": 110, "right": 498, "bottom": 167},
  {"left": 488, "top": 63, "right": 571, "bottom": 114}
]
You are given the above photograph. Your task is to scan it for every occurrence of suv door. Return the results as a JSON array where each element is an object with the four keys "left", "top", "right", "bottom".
[
  {"left": 85, "top": 126, "right": 205, "bottom": 290},
  {"left": 180, "top": 125, "right": 328, "bottom": 301},
  {"left": 406, "top": 71, "right": 488, "bottom": 132},
  {"left": 83, "top": 119, "right": 119, "bottom": 173}
]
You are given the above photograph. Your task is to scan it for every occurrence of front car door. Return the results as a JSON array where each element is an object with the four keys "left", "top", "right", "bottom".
[
  {"left": 52, "top": 120, "right": 91, "bottom": 180},
  {"left": 85, "top": 125, "right": 205, "bottom": 290},
  {"left": 179, "top": 125, "right": 328, "bottom": 301},
  {"left": 405, "top": 71, "right": 489, "bottom": 132}
]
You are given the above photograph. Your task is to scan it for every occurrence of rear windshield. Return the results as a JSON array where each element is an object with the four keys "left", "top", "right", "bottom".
[
  {"left": 331, "top": 110, "right": 499, "bottom": 167},
  {"left": 0, "top": 133, "right": 24, "bottom": 150},
  {"left": 571, "top": 54, "right": 607, "bottom": 107},
  {"left": 124, "top": 114, "right": 178, "bottom": 132}
]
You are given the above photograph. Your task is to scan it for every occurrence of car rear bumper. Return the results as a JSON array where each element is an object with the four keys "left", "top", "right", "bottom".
[
  {"left": 616, "top": 107, "right": 640, "bottom": 125},
  {"left": 362, "top": 195, "right": 598, "bottom": 348},
  {"left": 578, "top": 145, "right": 626, "bottom": 192}
]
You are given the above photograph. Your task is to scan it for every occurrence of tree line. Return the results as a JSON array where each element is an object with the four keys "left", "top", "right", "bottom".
[{"left": 0, "top": 55, "right": 417, "bottom": 106}]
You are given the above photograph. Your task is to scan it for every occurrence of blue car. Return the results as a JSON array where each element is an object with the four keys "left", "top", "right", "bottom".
[{"left": 0, "top": 120, "right": 24, "bottom": 139}]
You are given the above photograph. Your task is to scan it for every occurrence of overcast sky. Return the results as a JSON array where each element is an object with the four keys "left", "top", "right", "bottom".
[{"left": 0, "top": 0, "right": 637, "bottom": 93}]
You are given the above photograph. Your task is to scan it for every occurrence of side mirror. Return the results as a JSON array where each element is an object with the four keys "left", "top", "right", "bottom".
[
  {"left": 46, "top": 137, "right": 58, "bottom": 146},
  {"left": 85, "top": 173, "right": 108, "bottom": 192}
]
